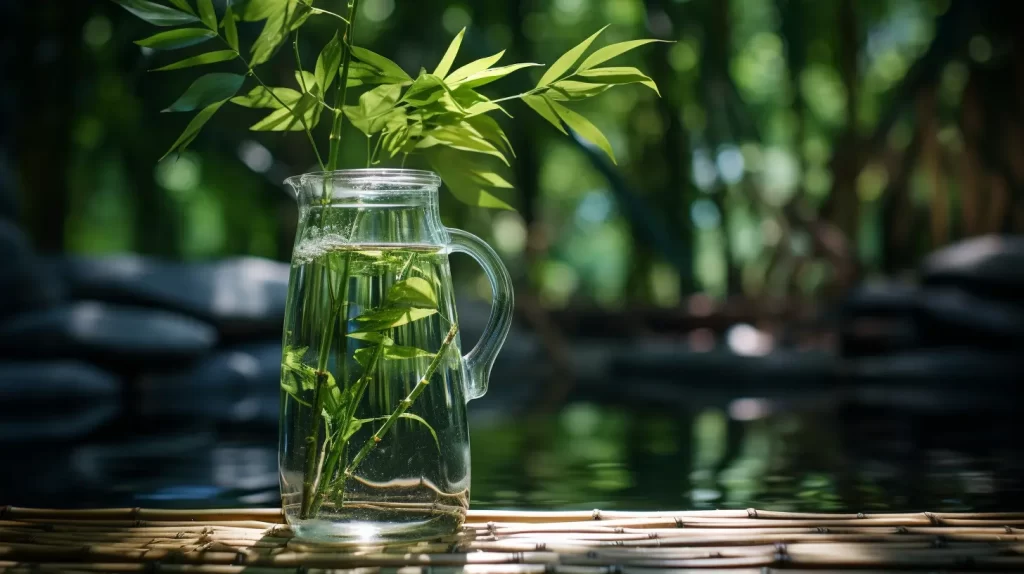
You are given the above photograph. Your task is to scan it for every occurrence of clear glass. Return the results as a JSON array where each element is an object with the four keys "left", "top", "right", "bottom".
[{"left": 279, "top": 169, "right": 513, "bottom": 541}]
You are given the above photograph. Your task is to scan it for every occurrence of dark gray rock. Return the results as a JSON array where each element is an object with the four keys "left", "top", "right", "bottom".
[
  {"left": 0, "top": 301, "right": 218, "bottom": 364},
  {"left": 916, "top": 287, "right": 1024, "bottom": 346},
  {"left": 58, "top": 256, "right": 290, "bottom": 341},
  {"left": 0, "top": 220, "right": 62, "bottom": 319},
  {"left": 138, "top": 342, "right": 281, "bottom": 424},
  {"left": 922, "top": 235, "right": 1024, "bottom": 300},
  {"left": 0, "top": 361, "right": 120, "bottom": 441}
]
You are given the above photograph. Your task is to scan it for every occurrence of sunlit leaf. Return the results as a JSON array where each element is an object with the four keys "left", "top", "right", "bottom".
[
  {"left": 536, "top": 25, "right": 609, "bottom": 87},
  {"left": 577, "top": 39, "right": 669, "bottom": 72},
  {"left": 344, "top": 84, "right": 402, "bottom": 135},
  {"left": 350, "top": 46, "right": 412, "bottom": 82},
  {"left": 548, "top": 99, "right": 616, "bottom": 164},
  {"left": 163, "top": 73, "right": 245, "bottom": 112},
  {"left": 428, "top": 148, "right": 515, "bottom": 210},
  {"left": 249, "top": 93, "right": 321, "bottom": 130},
  {"left": 466, "top": 115, "right": 514, "bottom": 157},
  {"left": 135, "top": 28, "right": 216, "bottom": 50},
  {"left": 238, "top": 0, "right": 279, "bottom": 21},
  {"left": 522, "top": 94, "right": 567, "bottom": 135},
  {"left": 548, "top": 81, "right": 612, "bottom": 101},
  {"left": 113, "top": 0, "right": 199, "bottom": 26},
  {"left": 167, "top": 0, "right": 195, "bottom": 15},
  {"left": 295, "top": 70, "right": 317, "bottom": 93},
  {"left": 161, "top": 100, "right": 227, "bottom": 159},
  {"left": 352, "top": 307, "right": 438, "bottom": 332},
  {"left": 577, "top": 67, "right": 660, "bottom": 95},
  {"left": 468, "top": 170, "right": 514, "bottom": 189},
  {"left": 433, "top": 27, "right": 465, "bottom": 79},
  {"left": 315, "top": 32, "right": 343, "bottom": 92},
  {"left": 222, "top": 4, "right": 239, "bottom": 52},
  {"left": 447, "top": 51, "right": 505, "bottom": 85},
  {"left": 230, "top": 85, "right": 302, "bottom": 109},
  {"left": 346, "top": 61, "right": 411, "bottom": 88},
  {"left": 197, "top": 0, "right": 217, "bottom": 29},
  {"left": 419, "top": 127, "right": 509, "bottom": 165},
  {"left": 403, "top": 74, "right": 452, "bottom": 108},
  {"left": 152, "top": 50, "right": 238, "bottom": 71},
  {"left": 454, "top": 63, "right": 542, "bottom": 89},
  {"left": 387, "top": 278, "right": 437, "bottom": 309},
  {"left": 249, "top": 2, "right": 311, "bottom": 66}
]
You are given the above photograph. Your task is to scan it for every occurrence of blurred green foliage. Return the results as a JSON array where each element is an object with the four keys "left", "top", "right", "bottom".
[{"left": 14, "top": 0, "right": 1024, "bottom": 308}]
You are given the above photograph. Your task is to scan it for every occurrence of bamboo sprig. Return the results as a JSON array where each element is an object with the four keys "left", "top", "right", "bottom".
[
  {"left": 327, "top": 0, "right": 361, "bottom": 174},
  {"left": 342, "top": 323, "right": 459, "bottom": 480}
]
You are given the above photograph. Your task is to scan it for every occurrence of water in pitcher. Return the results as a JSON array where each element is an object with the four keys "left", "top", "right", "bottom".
[{"left": 279, "top": 240, "right": 471, "bottom": 540}]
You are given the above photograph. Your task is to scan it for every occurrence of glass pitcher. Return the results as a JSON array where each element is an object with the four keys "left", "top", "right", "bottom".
[{"left": 279, "top": 169, "right": 513, "bottom": 541}]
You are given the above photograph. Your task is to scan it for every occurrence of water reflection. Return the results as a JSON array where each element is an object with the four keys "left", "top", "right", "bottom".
[{"left": 3, "top": 393, "right": 1022, "bottom": 512}]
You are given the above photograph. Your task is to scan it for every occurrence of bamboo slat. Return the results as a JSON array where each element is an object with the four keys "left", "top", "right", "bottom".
[{"left": 1, "top": 507, "right": 1024, "bottom": 572}]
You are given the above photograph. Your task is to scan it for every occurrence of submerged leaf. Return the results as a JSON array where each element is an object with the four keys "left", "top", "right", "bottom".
[
  {"left": 346, "top": 332, "right": 395, "bottom": 345},
  {"left": 387, "top": 278, "right": 438, "bottom": 309},
  {"left": 433, "top": 28, "right": 466, "bottom": 79},
  {"left": 352, "top": 307, "right": 438, "bottom": 332},
  {"left": 577, "top": 39, "right": 669, "bottom": 72},
  {"left": 355, "top": 345, "right": 433, "bottom": 367},
  {"left": 548, "top": 99, "right": 616, "bottom": 164},
  {"left": 163, "top": 73, "right": 245, "bottom": 113},
  {"left": 113, "top": 0, "right": 199, "bottom": 26},
  {"left": 135, "top": 28, "right": 216, "bottom": 50},
  {"left": 161, "top": 100, "right": 227, "bottom": 159},
  {"left": 537, "top": 26, "right": 609, "bottom": 87},
  {"left": 152, "top": 50, "right": 238, "bottom": 71},
  {"left": 349, "top": 413, "right": 440, "bottom": 451}
]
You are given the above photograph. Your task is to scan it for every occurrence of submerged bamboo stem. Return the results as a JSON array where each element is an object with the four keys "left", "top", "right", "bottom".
[{"left": 342, "top": 323, "right": 459, "bottom": 480}]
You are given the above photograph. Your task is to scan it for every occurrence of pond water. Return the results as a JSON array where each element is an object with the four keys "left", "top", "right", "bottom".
[{"left": 4, "top": 394, "right": 1023, "bottom": 513}]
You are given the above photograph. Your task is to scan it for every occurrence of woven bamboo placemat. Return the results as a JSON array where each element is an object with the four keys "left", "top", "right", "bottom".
[{"left": 2, "top": 507, "right": 1024, "bottom": 572}]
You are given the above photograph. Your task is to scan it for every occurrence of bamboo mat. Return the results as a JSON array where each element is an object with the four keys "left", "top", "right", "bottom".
[{"left": 3, "top": 507, "right": 1024, "bottom": 572}]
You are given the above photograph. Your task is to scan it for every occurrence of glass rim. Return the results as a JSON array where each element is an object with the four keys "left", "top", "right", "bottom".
[{"left": 285, "top": 168, "right": 441, "bottom": 192}]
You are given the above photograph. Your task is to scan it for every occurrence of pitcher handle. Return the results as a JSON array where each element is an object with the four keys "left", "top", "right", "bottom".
[{"left": 446, "top": 227, "right": 514, "bottom": 402}]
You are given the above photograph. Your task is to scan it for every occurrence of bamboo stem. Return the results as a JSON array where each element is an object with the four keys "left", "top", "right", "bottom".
[
  {"left": 342, "top": 323, "right": 459, "bottom": 480},
  {"left": 326, "top": 0, "right": 362, "bottom": 174}
]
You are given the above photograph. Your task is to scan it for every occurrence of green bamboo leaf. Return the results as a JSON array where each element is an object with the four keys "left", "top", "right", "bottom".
[
  {"left": 350, "top": 46, "right": 412, "bottom": 82},
  {"left": 536, "top": 25, "right": 609, "bottom": 87},
  {"left": 249, "top": 93, "right": 321, "bottom": 131},
  {"left": 466, "top": 115, "right": 515, "bottom": 157},
  {"left": 469, "top": 170, "right": 514, "bottom": 189},
  {"left": 387, "top": 278, "right": 437, "bottom": 309},
  {"left": 402, "top": 74, "right": 449, "bottom": 107},
  {"left": 230, "top": 86, "right": 302, "bottom": 109},
  {"left": 355, "top": 345, "right": 434, "bottom": 367},
  {"left": 152, "top": 50, "right": 238, "bottom": 71},
  {"left": 428, "top": 148, "right": 514, "bottom": 210},
  {"left": 344, "top": 84, "right": 402, "bottom": 135},
  {"left": 346, "top": 332, "right": 394, "bottom": 345},
  {"left": 433, "top": 27, "right": 466, "bottom": 79},
  {"left": 238, "top": 0, "right": 279, "bottom": 21},
  {"left": 112, "top": 0, "right": 199, "bottom": 26},
  {"left": 352, "top": 307, "right": 438, "bottom": 332},
  {"left": 577, "top": 39, "right": 669, "bottom": 72},
  {"left": 576, "top": 67, "right": 661, "bottom": 95},
  {"left": 522, "top": 94, "right": 567, "bottom": 135},
  {"left": 454, "top": 63, "right": 542, "bottom": 89},
  {"left": 295, "top": 71, "right": 317, "bottom": 93},
  {"left": 134, "top": 28, "right": 216, "bottom": 50},
  {"left": 197, "top": 0, "right": 217, "bottom": 29},
  {"left": 315, "top": 32, "right": 343, "bottom": 92},
  {"left": 163, "top": 73, "right": 245, "bottom": 112},
  {"left": 167, "top": 0, "right": 195, "bottom": 15},
  {"left": 548, "top": 99, "right": 616, "bottom": 164},
  {"left": 548, "top": 80, "right": 612, "bottom": 101},
  {"left": 398, "top": 413, "right": 440, "bottom": 451},
  {"left": 222, "top": 4, "right": 239, "bottom": 52},
  {"left": 464, "top": 100, "right": 510, "bottom": 118},
  {"left": 161, "top": 100, "right": 227, "bottom": 159},
  {"left": 420, "top": 127, "right": 509, "bottom": 165},
  {"left": 447, "top": 51, "right": 505, "bottom": 85},
  {"left": 249, "top": 3, "right": 311, "bottom": 66}
]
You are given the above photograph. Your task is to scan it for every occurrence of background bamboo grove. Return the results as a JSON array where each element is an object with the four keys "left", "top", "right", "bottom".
[{"left": 9, "top": 0, "right": 1024, "bottom": 308}]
